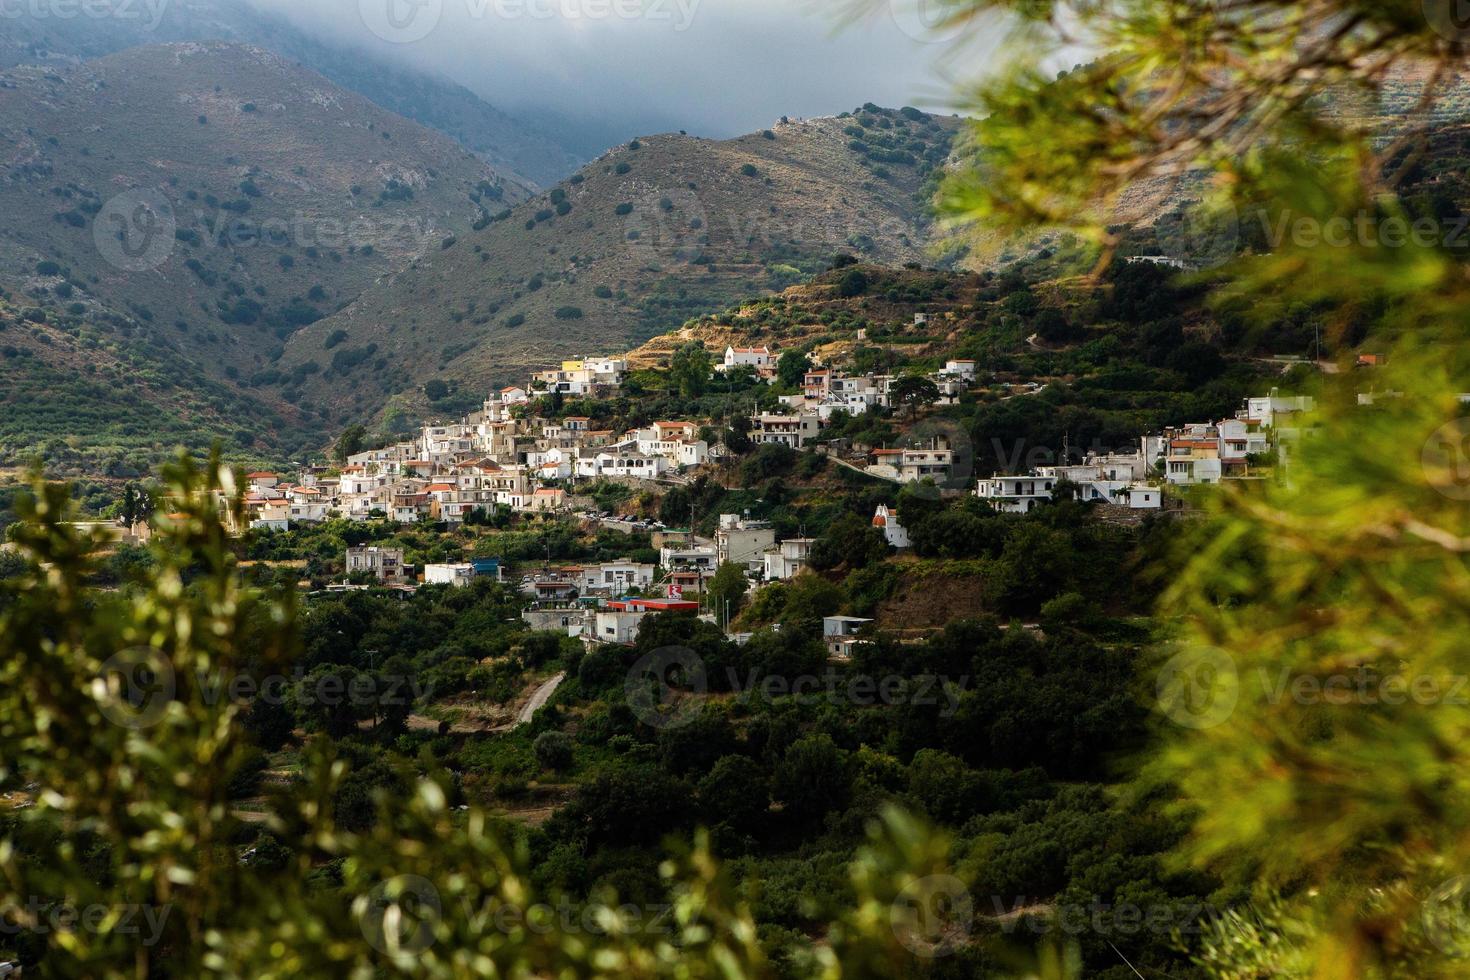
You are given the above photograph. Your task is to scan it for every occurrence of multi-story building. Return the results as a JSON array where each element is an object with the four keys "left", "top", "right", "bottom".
[
  {"left": 763, "top": 537, "right": 814, "bottom": 580},
  {"left": 751, "top": 413, "right": 822, "bottom": 449},
  {"left": 868, "top": 439, "right": 955, "bottom": 484},
  {"left": 715, "top": 514, "right": 777, "bottom": 573},
  {"left": 979, "top": 451, "right": 1164, "bottom": 512},
  {"left": 1242, "top": 391, "right": 1316, "bottom": 429},
  {"left": 976, "top": 474, "right": 1058, "bottom": 514},
  {"left": 346, "top": 546, "right": 408, "bottom": 584}
]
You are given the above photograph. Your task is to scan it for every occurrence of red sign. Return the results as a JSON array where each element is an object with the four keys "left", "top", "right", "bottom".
[{"left": 667, "top": 584, "right": 684, "bottom": 599}]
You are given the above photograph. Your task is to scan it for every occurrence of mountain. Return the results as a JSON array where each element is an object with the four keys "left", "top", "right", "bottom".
[
  {"left": 0, "top": 0, "right": 583, "bottom": 186},
  {"left": 0, "top": 41, "right": 527, "bottom": 471},
  {"left": 0, "top": 286, "right": 278, "bottom": 478},
  {"left": 278, "top": 105, "right": 961, "bottom": 423}
]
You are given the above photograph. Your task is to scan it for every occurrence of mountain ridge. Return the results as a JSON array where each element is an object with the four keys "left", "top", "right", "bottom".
[
  {"left": 0, "top": 40, "right": 529, "bottom": 470},
  {"left": 0, "top": 0, "right": 584, "bottom": 186},
  {"left": 277, "top": 105, "right": 963, "bottom": 426}
]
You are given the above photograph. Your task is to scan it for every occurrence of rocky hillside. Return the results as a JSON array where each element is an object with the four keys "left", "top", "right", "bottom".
[
  {"left": 0, "top": 41, "right": 527, "bottom": 469},
  {"left": 279, "top": 105, "right": 961, "bottom": 422},
  {"left": 0, "top": 0, "right": 582, "bottom": 185}
]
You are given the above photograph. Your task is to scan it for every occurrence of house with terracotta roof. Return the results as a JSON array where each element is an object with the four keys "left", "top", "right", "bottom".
[
  {"left": 528, "top": 487, "right": 567, "bottom": 513},
  {"left": 633, "top": 423, "right": 709, "bottom": 468}
]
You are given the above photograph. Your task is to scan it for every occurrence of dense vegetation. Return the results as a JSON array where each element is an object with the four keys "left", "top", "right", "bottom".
[{"left": 1, "top": 452, "right": 1203, "bottom": 977}]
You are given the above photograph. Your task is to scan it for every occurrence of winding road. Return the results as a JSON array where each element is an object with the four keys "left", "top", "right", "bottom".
[{"left": 516, "top": 672, "right": 566, "bottom": 726}]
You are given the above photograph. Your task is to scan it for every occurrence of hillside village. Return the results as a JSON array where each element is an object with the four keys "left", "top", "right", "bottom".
[{"left": 220, "top": 332, "right": 1318, "bottom": 651}]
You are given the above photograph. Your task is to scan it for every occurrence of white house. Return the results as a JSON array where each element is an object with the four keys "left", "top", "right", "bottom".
[
  {"left": 1126, "top": 485, "right": 1163, "bottom": 509},
  {"left": 976, "top": 474, "right": 1057, "bottom": 514},
  {"left": 634, "top": 423, "right": 709, "bottom": 468},
  {"left": 824, "top": 616, "right": 875, "bottom": 659},
  {"left": 594, "top": 609, "right": 646, "bottom": 646},
  {"left": 589, "top": 451, "right": 668, "bottom": 479},
  {"left": 763, "top": 538, "right": 814, "bottom": 581},
  {"left": 580, "top": 561, "right": 657, "bottom": 595},
  {"left": 660, "top": 545, "right": 718, "bottom": 573},
  {"left": 591, "top": 598, "right": 701, "bottom": 645},
  {"left": 868, "top": 441, "right": 955, "bottom": 484},
  {"left": 721, "top": 346, "right": 775, "bottom": 372},
  {"left": 942, "top": 359, "right": 977, "bottom": 381},
  {"left": 424, "top": 564, "right": 477, "bottom": 587},
  {"left": 1242, "top": 391, "right": 1315, "bottom": 428}
]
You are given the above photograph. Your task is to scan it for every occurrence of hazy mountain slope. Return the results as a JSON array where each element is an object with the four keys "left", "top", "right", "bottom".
[
  {"left": 0, "top": 288, "right": 288, "bottom": 476},
  {"left": 280, "top": 106, "right": 960, "bottom": 421},
  {"left": 0, "top": 0, "right": 582, "bottom": 185},
  {"left": 0, "top": 40, "right": 524, "bottom": 468}
]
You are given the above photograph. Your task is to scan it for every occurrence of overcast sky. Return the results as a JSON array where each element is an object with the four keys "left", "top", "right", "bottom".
[{"left": 247, "top": 0, "right": 1000, "bottom": 140}]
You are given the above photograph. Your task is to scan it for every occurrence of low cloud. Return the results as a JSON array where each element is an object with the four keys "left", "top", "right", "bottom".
[{"left": 247, "top": 0, "right": 994, "bottom": 145}]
